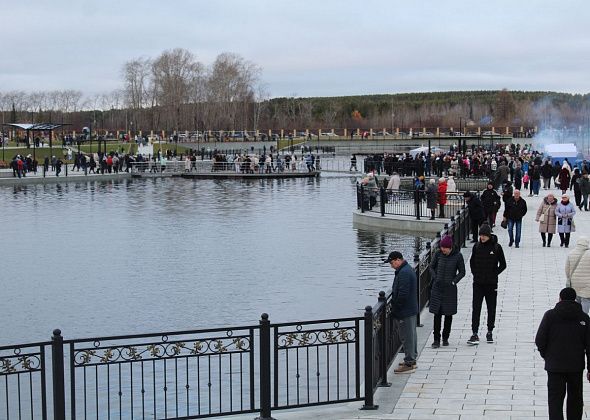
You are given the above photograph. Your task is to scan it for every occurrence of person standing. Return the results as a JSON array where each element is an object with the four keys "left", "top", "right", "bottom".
[
  {"left": 426, "top": 179, "right": 438, "bottom": 220},
  {"left": 481, "top": 182, "right": 501, "bottom": 228},
  {"left": 566, "top": 237, "right": 590, "bottom": 314},
  {"left": 468, "top": 223, "right": 507, "bottom": 345},
  {"left": 383, "top": 251, "right": 418, "bottom": 373},
  {"left": 437, "top": 177, "right": 448, "bottom": 218},
  {"left": 578, "top": 172, "right": 590, "bottom": 211},
  {"left": 556, "top": 194, "right": 576, "bottom": 248},
  {"left": 535, "top": 287, "right": 590, "bottom": 420},
  {"left": 429, "top": 235, "right": 465, "bottom": 348},
  {"left": 464, "top": 191, "right": 485, "bottom": 243},
  {"left": 503, "top": 189, "right": 527, "bottom": 248},
  {"left": 536, "top": 193, "right": 558, "bottom": 247}
]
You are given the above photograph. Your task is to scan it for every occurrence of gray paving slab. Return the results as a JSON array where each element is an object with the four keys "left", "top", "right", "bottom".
[{"left": 232, "top": 189, "right": 590, "bottom": 419}]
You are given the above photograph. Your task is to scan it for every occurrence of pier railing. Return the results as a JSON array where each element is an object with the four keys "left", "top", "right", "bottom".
[{"left": 1, "top": 208, "right": 471, "bottom": 419}]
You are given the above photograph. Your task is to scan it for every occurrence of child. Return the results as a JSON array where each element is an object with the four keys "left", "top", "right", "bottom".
[{"left": 523, "top": 171, "right": 530, "bottom": 190}]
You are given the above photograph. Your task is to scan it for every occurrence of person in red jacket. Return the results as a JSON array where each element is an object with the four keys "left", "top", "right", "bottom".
[{"left": 437, "top": 177, "right": 448, "bottom": 218}]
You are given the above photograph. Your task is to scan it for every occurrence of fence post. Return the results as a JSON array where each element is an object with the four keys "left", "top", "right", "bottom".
[
  {"left": 51, "top": 329, "right": 66, "bottom": 420},
  {"left": 377, "top": 292, "right": 391, "bottom": 387},
  {"left": 256, "top": 314, "right": 275, "bottom": 420},
  {"left": 414, "top": 254, "right": 423, "bottom": 327},
  {"left": 379, "top": 187, "right": 386, "bottom": 217},
  {"left": 361, "top": 306, "right": 378, "bottom": 410}
]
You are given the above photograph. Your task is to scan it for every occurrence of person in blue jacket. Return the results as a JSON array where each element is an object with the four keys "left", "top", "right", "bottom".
[{"left": 384, "top": 251, "right": 419, "bottom": 374}]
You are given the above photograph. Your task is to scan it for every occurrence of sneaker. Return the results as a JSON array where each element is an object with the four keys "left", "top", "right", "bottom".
[
  {"left": 431, "top": 340, "right": 440, "bottom": 349},
  {"left": 394, "top": 364, "right": 416, "bottom": 374},
  {"left": 486, "top": 332, "right": 494, "bottom": 343},
  {"left": 467, "top": 334, "right": 479, "bottom": 345},
  {"left": 442, "top": 339, "right": 449, "bottom": 346},
  {"left": 515, "top": 244, "right": 519, "bottom": 248}
]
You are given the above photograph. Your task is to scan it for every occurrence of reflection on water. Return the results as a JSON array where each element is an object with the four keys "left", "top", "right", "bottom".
[{"left": 1, "top": 177, "right": 431, "bottom": 343}]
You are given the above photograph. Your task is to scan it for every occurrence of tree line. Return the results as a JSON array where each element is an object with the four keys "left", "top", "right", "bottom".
[{"left": 1, "top": 47, "right": 589, "bottom": 134}]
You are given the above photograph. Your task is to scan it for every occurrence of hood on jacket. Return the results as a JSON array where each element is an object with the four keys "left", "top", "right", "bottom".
[{"left": 554, "top": 300, "right": 584, "bottom": 321}]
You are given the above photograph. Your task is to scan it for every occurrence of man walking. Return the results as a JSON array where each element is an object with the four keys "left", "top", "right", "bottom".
[
  {"left": 503, "top": 189, "right": 527, "bottom": 247},
  {"left": 464, "top": 191, "right": 486, "bottom": 243},
  {"left": 383, "top": 251, "right": 418, "bottom": 373},
  {"left": 535, "top": 288, "right": 590, "bottom": 420},
  {"left": 468, "top": 223, "right": 506, "bottom": 345}
]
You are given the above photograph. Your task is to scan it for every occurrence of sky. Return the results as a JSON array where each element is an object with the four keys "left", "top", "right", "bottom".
[{"left": 2, "top": 0, "right": 590, "bottom": 98}]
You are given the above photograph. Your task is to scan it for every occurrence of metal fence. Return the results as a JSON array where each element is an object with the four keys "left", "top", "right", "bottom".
[
  {"left": 1, "top": 208, "right": 471, "bottom": 419},
  {"left": 356, "top": 186, "right": 468, "bottom": 220}
]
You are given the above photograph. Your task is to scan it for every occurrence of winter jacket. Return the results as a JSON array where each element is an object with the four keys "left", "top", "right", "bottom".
[
  {"left": 503, "top": 196, "right": 527, "bottom": 221},
  {"left": 387, "top": 174, "right": 400, "bottom": 190},
  {"left": 535, "top": 197, "right": 558, "bottom": 234},
  {"left": 466, "top": 195, "right": 485, "bottom": 222},
  {"left": 469, "top": 234, "right": 506, "bottom": 285},
  {"left": 558, "top": 168, "right": 571, "bottom": 190},
  {"left": 426, "top": 183, "right": 438, "bottom": 209},
  {"left": 578, "top": 176, "right": 590, "bottom": 195},
  {"left": 556, "top": 201, "right": 576, "bottom": 234},
  {"left": 571, "top": 173, "right": 582, "bottom": 192},
  {"left": 429, "top": 247, "right": 465, "bottom": 316},
  {"left": 566, "top": 238, "right": 590, "bottom": 298},
  {"left": 446, "top": 177, "right": 457, "bottom": 193},
  {"left": 437, "top": 182, "right": 448, "bottom": 205},
  {"left": 481, "top": 188, "right": 501, "bottom": 215},
  {"left": 535, "top": 300, "right": 590, "bottom": 372},
  {"left": 541, "top": 163, "right": 553, "bottom": 178},
  {"left": 391, "top": 261, "right": 418, "bottom": 319}
]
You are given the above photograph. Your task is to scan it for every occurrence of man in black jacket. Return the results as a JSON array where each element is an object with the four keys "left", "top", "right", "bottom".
[
  {"left": 503, "top": 189, "right": 527, "bottom": 248},
  {"left": 468, "top": 223, "right": 506, "bottom": 345},
  {"left": 535, "top": 288, "right": 590, "bottom": 420},
  {"left": 464, "top": 191, "right": 485, "bottom": 243}
]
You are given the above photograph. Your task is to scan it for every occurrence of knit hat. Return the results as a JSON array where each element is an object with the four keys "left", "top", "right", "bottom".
[
  {"left": 479, "top": 223, "right": 492, "bottom": 237},
  {"left": 440, "top": 235, "right": 453, "bottom": 248}
]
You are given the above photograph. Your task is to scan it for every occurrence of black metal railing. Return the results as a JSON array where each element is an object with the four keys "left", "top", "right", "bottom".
[
  {"left": 357, "top": 185, "right": 467, "bottom": 220},
  {"left": 1, "top": 207, "right": 471, "bottom": 419}
]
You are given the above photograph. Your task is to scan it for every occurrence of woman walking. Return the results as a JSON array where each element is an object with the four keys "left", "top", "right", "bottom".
[
  {"left": 429, "top": 235, "right": 466, "bottom": 348},
  {"left": 535, "top": 193, "right": 557, "bottom": 247},
  {"left": 556, "top": 194, "right": 576, "bottom": 247},
  {"left": 558, "top": 166, "right": 571, "bottom": 196},
  {"left": 570, "top": 168, "right": 582, "bottom": 209}
]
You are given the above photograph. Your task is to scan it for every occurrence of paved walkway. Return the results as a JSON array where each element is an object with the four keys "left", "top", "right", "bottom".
[
  {"left": 361, "top": 190, "right": 590, "bottom": 419},
  {"left": 261, "top": 190, "right": 589, "bottom": 420}
]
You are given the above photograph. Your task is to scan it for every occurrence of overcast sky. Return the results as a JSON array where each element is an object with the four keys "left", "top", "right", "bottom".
[{"left": 2, "top": 0, "right": 590, "bottom": 98}]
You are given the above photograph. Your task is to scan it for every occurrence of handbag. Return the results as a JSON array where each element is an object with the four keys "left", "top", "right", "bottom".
[
  {"left": 539, "top": 214, "right": 545, "bottom": 222},
  {"left": 500, "top": 218, "right": 508, "bottom": 229}
]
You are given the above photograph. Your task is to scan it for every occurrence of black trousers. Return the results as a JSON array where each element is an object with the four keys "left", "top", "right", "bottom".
[
  {"left": 433, "top": 312, "right": 453, "bottom": 341},
  {"left": 472, "top": 283, "right": 497, "bottom": 333},
  {"left": 559, "top": 233, "right": 571, "bottom": 246},
  {"left": 471, "top": 219, "right": 482, "bottom": 241},
  {"left": 547, "top": 371, "right": 583, "bottom": 420}
]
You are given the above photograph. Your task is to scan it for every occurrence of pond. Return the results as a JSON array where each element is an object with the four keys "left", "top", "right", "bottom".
[{"left": 1, "top": 175, "right": 430, "bottom": 343}]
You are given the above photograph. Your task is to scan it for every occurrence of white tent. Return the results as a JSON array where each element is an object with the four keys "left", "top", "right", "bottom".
[
  {"left": 409, "top": 146, "right": 443, "bottom": 158},
  {"left": 544, "top": 143, "right": 578, "bottom": 160}
]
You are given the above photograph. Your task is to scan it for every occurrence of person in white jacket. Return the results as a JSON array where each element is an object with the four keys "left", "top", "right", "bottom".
[
  {"left": 387, "top": 172, "right": 401, "bottom": 191},
  {"left": 565, "top": 236, "right": 590, "bottom": 313},
  {"left": 446, "top": 176, "right": 457, "bottom": 193}
]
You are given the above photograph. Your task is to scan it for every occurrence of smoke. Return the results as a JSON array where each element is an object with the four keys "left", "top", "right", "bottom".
[{"left": 530, "top": 95, "right": 588, "bottom": 156}]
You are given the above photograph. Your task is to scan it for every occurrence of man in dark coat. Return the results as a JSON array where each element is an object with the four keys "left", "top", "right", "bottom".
[
  {"left": 468, "top": 223, "right": 506, "bottom": 345},
  {"left": 464, "top": 191, "right": 485, "bottom": 243},
  {"left": 384, "top": 251, "right": 418, "bottom": 373},
  {"left": 429, "top": 235, "right": 465, "bottom": 348},
  {"left": 535, "top": 288, "right": 590, "bottom": 420},
  {"left": 503, "top": 189, "right": 527, "bottom": 247},
  {"left": 481, "top": 181, "right": 501, "bottom": 227}
]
